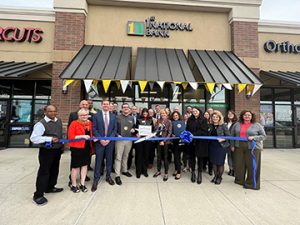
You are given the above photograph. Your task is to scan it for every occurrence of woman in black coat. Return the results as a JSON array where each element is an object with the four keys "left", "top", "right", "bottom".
[{"left": 186, "top": 107, "right": 209, "bottom": 184}]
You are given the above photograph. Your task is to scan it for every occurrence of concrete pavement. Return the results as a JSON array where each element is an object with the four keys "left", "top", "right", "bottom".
[{"left": 0, "top": 148, "right": 300, "bottom": 225}]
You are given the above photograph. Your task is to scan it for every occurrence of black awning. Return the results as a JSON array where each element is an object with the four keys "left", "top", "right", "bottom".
[
  {"left": 261, "top": 71, "right": 300, "bottom": 86},
  {"left": 0, "top": 61, "right": 51, "bottom": 78},
  {"left": 188, "top": 50, "right": 262, "bottom": 84},
  {"left": 134, "top": 48, "right": 195, "bottom": 82},
  {"left": 60, "top": 45, "right": 132, "bottom": 80}
]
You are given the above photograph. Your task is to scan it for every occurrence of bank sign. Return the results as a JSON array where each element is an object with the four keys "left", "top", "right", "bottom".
[{"left": 127, "top": 16, "right": 192, "bottom": 38}]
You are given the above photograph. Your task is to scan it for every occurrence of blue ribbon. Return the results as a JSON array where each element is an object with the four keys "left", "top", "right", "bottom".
[{"left": 45, "top": 130, "right": 258, "bottom": 189}]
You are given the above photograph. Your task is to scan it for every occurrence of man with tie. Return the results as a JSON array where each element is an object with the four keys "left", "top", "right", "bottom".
[{"left": 92, "top": 100, "right": 117, "bottom": 191}]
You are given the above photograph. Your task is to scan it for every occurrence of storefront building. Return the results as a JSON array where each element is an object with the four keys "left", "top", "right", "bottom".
[{"left": 0, "top": 0, "right": 299, "bottom": 148}]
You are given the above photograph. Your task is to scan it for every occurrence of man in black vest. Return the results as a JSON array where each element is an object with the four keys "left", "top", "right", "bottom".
[{"left": 30, "top": 105, "right": 63, "bottom": 206}]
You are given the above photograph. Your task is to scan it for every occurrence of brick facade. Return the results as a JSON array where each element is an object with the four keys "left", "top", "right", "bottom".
[
  {"left": 51, "top": 12, "right": 85, "bottom": 124},
  {"left": 230, "top": 21, "right": 260, "bottom": 118}
]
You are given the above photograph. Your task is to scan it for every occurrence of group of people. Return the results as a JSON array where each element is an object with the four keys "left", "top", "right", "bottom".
[{"left": 30, "top": 100, "right": 266, "bottom": 206}]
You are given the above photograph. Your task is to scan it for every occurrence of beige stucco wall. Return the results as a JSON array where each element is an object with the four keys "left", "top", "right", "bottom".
[
  {"left": 259, "top": 33, "right": 300, "bottom": 71},
  {"left": 85, "top": 5, "right": 231, "bottom": 57},
  {"left": 0, "top": 20, "right": 54, "bottom": 63}
]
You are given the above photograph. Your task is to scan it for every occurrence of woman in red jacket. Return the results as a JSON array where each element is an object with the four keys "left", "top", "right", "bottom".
[{"left": 68, "top": 109, "right": 93, "bottom": 193}]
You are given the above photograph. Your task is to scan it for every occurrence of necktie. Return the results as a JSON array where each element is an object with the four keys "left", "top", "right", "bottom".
[{"left": 104, "top": 112, "right": 109, "bottom": 136}]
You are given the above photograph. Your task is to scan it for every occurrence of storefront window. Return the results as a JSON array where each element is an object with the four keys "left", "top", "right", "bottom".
[
  {"left": 33, "top": 100, "right": 49, "bottom": 123},
  {"left": 260, "top": 88, "right": 273, "bottom": 104},
  {"left": 294, "top": 89, "right": 300, "bottom": 105},
  {"left": 148, "top": 83, "right": 169, "bottom": 102},
  {"left": 264, "top": 127, "right": 274, "bottom": 148},
  {"left": 275, "top": 104, "right": 292, "bottom": 127},
  {"left": 274, "top": 89, "right": 291, "bottom": 104},
  {"left": 275, "top": 127, "right": 293, "bottom": 148},
  {"left": 135, "top": 84, "right": 149, "bottom": 102},
  {"left": 260, "top": 104, "right": 274, "bottom": 127},
  {"left": 110, "top": 82, "right": 134, "bottom": 102},
  {"left": 207, "top": 86, "right": 225, "bottom": 103},
  {"left": 36, "top": 81, "right": 51, "bottom": 99},
  {"left": 9, "top": 124, "right": 32, "bottom": 147},
  {"left": 183, "top": 86, "right": 205, "bottom": 103},
  {"left": 13, "top": 81, "right": 34, "bottom": 99},
  {"left": 0, "top": 81, "right": 11, "bottom": 99},
  {"left": 11, "top": 100, "right": 32, "bottom": 123}
]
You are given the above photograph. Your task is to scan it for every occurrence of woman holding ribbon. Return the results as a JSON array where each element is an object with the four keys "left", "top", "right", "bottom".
[
  {"left": 153, "top": 109, "right": 172, "bottom": 181},
  {"left": 186, "top": 107, "right": 209, "bottom": 184},
  {"left": 208, "top": 110, "right": 231, "bottom": 185},
  {"left": 231, "top": 110, "right": 266, "bottom": 190},
  {"left": 68, "top": 109, "right": 93, "bottom": 193},
  {"left": 170, "top": 111, "right": 185, "bottom": 180},
  {"left": 135, "top": 108, "right": 154, "bottom": 178}
]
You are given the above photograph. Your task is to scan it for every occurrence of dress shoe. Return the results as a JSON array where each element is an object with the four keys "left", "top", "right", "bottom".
[
  {"left": 197, "top": 172, "right": 202, "bottom": 184},
  {"left": 122, "top": 172, "right": 133, "bottom": 177},
  {"left": 228, "top": 169, "right": 232, "bottom": 176},
  {"left": 163, "top": 174, "right": 168, "bottom": 182},
  {"left": 191, "top": 172, "right": 196, "bottom": 183},
  {"left": 153, "top": 171, "right": 161, "bottom": 178},
  {"left": 215, "top": 176, "right": 222, "bottom": 185},
  {"left": 45, "top": 187, "right": 64, "bottom": 193},
  {"left": 175, "top": 173, "right": 181, "bottom": 180},
  {"left": 143, "top": 172, "right": 149, "bottom": 177},
  {"left": 106, "top": 177, "right": 115, "bottom": 185},
  {"left": 115, "top": 176, "right": 122, "bottom": 185},
  {"left": 211, "top": 176, "right": 217, "bottom": 183},
  {"left": 85, "top": 176, "right": 91, "bottom": 182},
  {"left": 70, "top": 185, "right": 80, "bottom": 193},
  {"left": 91, "top": 181, "right": 98, "bottom": 192},
  {"left": 33, "top": 196, "right": 48, "bottom": 206},
  {"left": 136, "top": 174, "right": 141, "bottom": 179}
]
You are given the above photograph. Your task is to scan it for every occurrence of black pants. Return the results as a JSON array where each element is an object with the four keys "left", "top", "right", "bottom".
[
  {"left": 156, "top": 144, "right": 169, "bottom": 174},
  {"left": 34, "top": 147, "right": 62, "bottom": 198},
  {"left": 188, "top": 145, "right": 204, "bottom": 172},
  {"left": 148, "top": 141, "right": 156, "bottom": 165},
  {"left": 135, "top": 142, "right": 149, "bottom": 176},
  {"left": 172, "top": 140, "right": 184, "bottom": 173}
]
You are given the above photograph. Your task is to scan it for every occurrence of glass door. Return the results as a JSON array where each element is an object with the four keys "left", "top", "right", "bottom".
[
  {"left": 0, "top": 100, "right": 9, "bottom": 149},
  {"left": 295, "top": 106, "right": 300, "bottom": 147}
]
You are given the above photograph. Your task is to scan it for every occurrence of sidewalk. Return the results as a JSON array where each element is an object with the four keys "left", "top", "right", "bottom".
[{"left": 0, "top": 148, "right": 300, "bottom": 225}]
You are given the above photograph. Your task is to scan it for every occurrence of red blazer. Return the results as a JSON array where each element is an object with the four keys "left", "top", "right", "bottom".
[{"left": 68, "top": 120, "right": 93, "bottom": 149}]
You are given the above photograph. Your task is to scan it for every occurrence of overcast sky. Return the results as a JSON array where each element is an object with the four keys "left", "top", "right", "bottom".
[{"left": 0, "top": 0, "right": 300, "bottom": 22}]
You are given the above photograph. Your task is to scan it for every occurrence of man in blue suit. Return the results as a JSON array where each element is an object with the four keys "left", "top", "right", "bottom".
[{"left": 92, "top": 100, "right": 117, "bottom": 192}]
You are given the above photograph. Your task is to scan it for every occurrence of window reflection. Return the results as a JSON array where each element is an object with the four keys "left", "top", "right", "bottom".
[
  {"left": 11, "top": 100, "right": 32, "bottom": 123},
  {"left": 207, "top": 86, "right": 225, "bottom": 103},
  {"left": 275, "top": 105, "right": 292, "bottom": 127}
]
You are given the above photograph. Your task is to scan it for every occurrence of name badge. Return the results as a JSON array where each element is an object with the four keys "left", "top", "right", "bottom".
[{"left": 138, "top": 125, "right": 152, "bottom": 136}]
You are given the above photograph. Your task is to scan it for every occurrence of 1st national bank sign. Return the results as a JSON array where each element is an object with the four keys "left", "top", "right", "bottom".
[{"left": 127, "top": 16, "right": 193, "bottom": 38}]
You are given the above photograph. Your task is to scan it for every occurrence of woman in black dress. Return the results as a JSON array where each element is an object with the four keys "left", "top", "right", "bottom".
[
  {"left": 135, "top": 108, "right": 154, "bottom": 178},
  {"left": 186, "top": 107, "right": 209, "bottom": 184},
  {"left": 208, "top": 110, "right": 231, "bottom": 185}
]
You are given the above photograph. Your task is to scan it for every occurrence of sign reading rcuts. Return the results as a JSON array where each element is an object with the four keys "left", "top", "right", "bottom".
[
  {"left": 128, "top": 16, "right": 192, "bottom": 38},
  {"left": 0, "top": 27, "right": 43, "bottom": 43}
]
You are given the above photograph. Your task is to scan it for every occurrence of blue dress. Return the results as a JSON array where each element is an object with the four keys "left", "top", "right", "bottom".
[{"left": 208, "top": 125, "right": 227, "bottom": 166}]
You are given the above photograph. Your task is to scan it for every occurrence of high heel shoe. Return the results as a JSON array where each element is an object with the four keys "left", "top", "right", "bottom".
[
  {"left": 215, "top": 176, "right": 222, "bottom": 185},
  {"left": 191, "top": 172, "right": 196, "bottom": 183},
  {"left": 211, "top": 176, "right": 217, "bottom": 183},
  {"left": 163, "top": 174, "right": 168, "bottom": 182},
  {"left": 153, "top": 171, "right": 161, "bottom": 178}
]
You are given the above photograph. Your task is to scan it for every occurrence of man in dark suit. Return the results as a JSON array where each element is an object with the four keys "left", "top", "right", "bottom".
[
  {"left": 127, "top": 105, "right": 139, "bottom": 170},
  {"left": 92, "top": 100, "right": 117, "bottom": 192}
]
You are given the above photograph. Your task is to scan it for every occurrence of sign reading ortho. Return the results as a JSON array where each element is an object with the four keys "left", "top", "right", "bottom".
[
  {"left": 0, "top": 27, "right": 43, "bottom": 43},
  {"left": 264, "top": 40, "right": 300, "bottom": 54}
]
